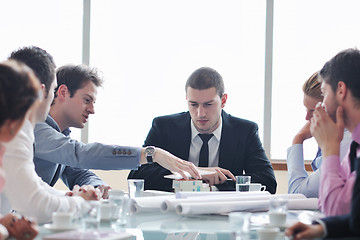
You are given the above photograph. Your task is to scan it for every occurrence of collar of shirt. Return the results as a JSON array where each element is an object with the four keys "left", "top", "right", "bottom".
[
  {"left": 190, "top": 117, "right": 222, "bottom": 142},
  {"left": 352, "top": 123, "right": 360, "bottom": 145},
  {"left": 47, "top": 114, "right": 71, "bottom": 136},
  {"left": 188, "top": 117, "right": 222, "bottom": 167}
]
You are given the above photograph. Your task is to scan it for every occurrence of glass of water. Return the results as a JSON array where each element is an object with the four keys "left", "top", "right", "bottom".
[
  {"left": 229, "top": 212, "right": 252, "bottom": 239},
  {"left": 236, "top": 176, "right": 251, "bottom": 192},
  {"left": 80, "top": 200, "right": 101, "bottom": 231},
  {"left": 108, "top": 190, "right": 129, "bottom": 229}
]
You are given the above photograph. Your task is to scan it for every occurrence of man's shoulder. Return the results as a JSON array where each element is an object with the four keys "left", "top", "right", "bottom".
[
  {"left": 153, "top": 112, "right": 190, "bottom": 123},
  {"left": 223, "top": 111, "right": 258, "bottom": 129},
  {"left": 35, "top": 115, "right": 59, "bottom": 132}
]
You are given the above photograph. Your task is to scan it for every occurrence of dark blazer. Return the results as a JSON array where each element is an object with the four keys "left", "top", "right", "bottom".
[{"left": 128, "top": 110, "right": 277, "bottom": 193}]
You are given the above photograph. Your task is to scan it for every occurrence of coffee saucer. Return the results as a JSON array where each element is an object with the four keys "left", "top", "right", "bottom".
[{"left": 44, "top": 223, "right": 79, "bottom": 232}]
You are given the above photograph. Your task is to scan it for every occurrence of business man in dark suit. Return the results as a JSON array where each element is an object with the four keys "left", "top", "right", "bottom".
[{"left": 128, "top": 67, "right": 277, "bottom": 193}]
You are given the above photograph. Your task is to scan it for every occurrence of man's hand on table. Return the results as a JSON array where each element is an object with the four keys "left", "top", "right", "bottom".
[
  {"left": 96, "top": 185, "right": 111, "bottom": 199},
  {"left": 0, "top": 214, "right": 38, "bottom": 240},
  {"left": 144, "top": 147, "right": 202, "bottom": 180},
  {"left": 199, "top": 167, "right": 236, "bottom": 185},
  {"left": 66, "top": 185, "right": 101, "bottom": 200},
  {"left": 285, "top": 222, "right": 324, "bottom": 240}
]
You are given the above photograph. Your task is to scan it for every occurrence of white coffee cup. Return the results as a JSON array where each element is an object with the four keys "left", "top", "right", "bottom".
[
  {"left": 257, "top": 227, "right": 280, "bottom": 240},
  {"left": 52, "top": 212, "right": 73, "bottom": 228},
  {"left": 249, "top": 183, "right": 266, "bottom": 191},
  {"left": 268, "top": 211, "right": 287, "bottom": 227}
]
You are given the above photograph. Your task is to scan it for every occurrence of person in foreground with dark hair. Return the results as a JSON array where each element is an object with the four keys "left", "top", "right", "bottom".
[
  {"left": 129, "top": 66, "right": 277, "bottom": 193},
  {"left": 1, "top": 46, "right": 101, "bottom": 224},
  {"left": 0, "top": 60, "right": 40, "bottom": 240},
  {"left": 286, "top": 48, "right": 360, "bottom": 239}
]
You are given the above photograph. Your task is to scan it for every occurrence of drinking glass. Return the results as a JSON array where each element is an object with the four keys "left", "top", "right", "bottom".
[
  {"left": 80, "top": 200, "right": 101, "bottom": 231},
  {"left": 236, "top": 176, "right": 251, "bottom": 192},
  {"left": 229, "top": 212, "right": 251, "bottom": 240},
  {"left": 127, "top": 179, "right": 144, "bottom": 198},
  {"left": 108, "top": 190, "right": 129, "bottom": 229}
]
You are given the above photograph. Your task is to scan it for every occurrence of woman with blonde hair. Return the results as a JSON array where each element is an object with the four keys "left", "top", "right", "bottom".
[{"left": 287, "top": 71, "right": 352, "bottom": 198}]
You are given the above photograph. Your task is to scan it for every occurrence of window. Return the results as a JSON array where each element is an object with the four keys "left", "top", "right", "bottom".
[
  {"left": 271, "top": 0, "right": 360, "bottom": 160},
  {"left": 0, "top": 0, "right": 83, "bottom": 139},
  {"left": 89, "top": 0, "right": 266, "bottom": 147}
]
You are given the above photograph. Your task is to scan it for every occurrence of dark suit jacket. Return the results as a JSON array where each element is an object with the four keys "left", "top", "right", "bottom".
[{"left": 128, "top": 110, "right": 277, "bottom": 193}]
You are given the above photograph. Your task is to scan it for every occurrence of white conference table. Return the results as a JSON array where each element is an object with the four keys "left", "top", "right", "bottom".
[{"left": 37, "top": 210, "right": 358, "bottom": 240}]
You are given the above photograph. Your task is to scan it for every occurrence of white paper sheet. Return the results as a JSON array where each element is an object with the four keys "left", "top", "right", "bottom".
[
  {"left": 129, "top": 191, "right": 269, "bottom": 214},
  {"left": 164, "top": 169, "right": 215, "bottom": 180},
  {"left": 176, "top": 197, "right": 318, "bottom": 215},
  {"left": 161, "top": 193, "right": 304, "bottom": 213},
  {"left": 129, "top": 195, "right": 175, "bottom": 213},
  {"left": 175, "top": 190, "right": 268, "bottom": 199}
]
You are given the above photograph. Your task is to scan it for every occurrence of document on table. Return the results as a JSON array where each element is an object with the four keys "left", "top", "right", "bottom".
[
  {"left": 164, "top": 169, "right": 215, "bottom": 179},
  {"left": 43, "top": 230, "right": 134, "bottom": 240},
  {"left": 175, "top": 197, "right": 319, "bottom": 215}
]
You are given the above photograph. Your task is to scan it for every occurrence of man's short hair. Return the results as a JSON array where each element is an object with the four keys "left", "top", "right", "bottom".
[
  {"left": 320, "top": 48, "right": 360, "bottom": 103},
  {"left": 55, "top": 64, "right": 103, "bottom": 98},
  {"left": 9, "top": 46, "right": 56, "bottom": 97},
  {"left": 185, "top": 67, "right": 225, "bottom": 97}
]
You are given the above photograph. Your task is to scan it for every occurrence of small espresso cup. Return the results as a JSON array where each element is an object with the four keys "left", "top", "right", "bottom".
[
  {"left": 268, "top": 197, "right": 288, "bottom": 227},
  {"left": 52, "top": 212, "right": 73, "bottom": 228},
  {"left": 249, "top": 183, "right": 266, "bottom": 191}
]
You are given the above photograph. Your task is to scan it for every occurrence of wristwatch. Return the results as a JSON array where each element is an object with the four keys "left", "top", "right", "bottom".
[{"left": 144, "top": 146, "right": 156, "bottom": 163}]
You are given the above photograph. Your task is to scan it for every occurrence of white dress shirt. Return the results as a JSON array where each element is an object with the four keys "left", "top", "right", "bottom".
[
  {"left": 0, "top": 120, "right": 84, "bottom": 224},
  {"left": 189, "top": 118, "right": 222, "bottom": 167}
]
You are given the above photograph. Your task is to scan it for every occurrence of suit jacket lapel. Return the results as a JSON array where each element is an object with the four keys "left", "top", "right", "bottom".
[
  {"left": 219, "top": 111, "right": 237, "bottom": 170},
  {"left": 172, "top": 112, "right": 192, "bottom": 161}
]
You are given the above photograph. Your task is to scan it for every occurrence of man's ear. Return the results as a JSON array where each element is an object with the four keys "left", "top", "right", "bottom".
[
  {"left": 56, "top": 84, "right": 69, "bottom": 100},
  {"left": 221, "top": 93, "right": 228, "bottom": 108},
  {"left": 337, "top": 81, "right": 347, "bottom": 101}
]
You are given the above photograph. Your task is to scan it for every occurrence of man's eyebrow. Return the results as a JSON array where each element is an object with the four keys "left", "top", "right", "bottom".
[
  {"left": 188, "top": 100, "right": 214, "bottom": 104},
  {"left": 84, "top": 94, "right": 95, "bottom": 101}
]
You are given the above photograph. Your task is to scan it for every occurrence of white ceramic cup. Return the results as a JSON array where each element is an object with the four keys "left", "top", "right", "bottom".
[
  {"left": 249, "top": 183, "right": 266, "bottom": 191},
  {"left": 268, "top": 212, "right": 287, "bottom": 227},
  {"left": 257, "top": 227, "right": 280, "bottom": 240},
  {"left": 268, "top": 197, "right": 288, "bottom": 227},
  {"left": 52, "top": 212, "right": 73, "bottom": 228}
]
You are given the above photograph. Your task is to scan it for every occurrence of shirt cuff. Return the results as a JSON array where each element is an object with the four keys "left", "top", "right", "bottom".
[
  {"left": 136, "top": 147, "right": 141, "bottom": 167},
  {"left": 0, "top": 224, "right": 9, "bottom": 240},
  {"left": 313, "top": 219, "right": 327, "bottom": 238}
]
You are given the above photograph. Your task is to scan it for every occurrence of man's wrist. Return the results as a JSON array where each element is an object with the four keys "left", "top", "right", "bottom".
[
  {"left": 321, "top": 143, "right": 340, "bottom": 158},
  {"left": 0, "top": 224, "right": 9, "bottom": 240}
]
